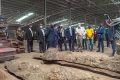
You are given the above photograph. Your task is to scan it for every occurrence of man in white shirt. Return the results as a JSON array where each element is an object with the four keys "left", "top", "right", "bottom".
[{"left": 76, "top": 24, "right": 86, "bottom": 51}]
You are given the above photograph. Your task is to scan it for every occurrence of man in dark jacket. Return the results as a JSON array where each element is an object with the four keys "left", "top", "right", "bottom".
[
  {"left": 36, "top": 24, "right": 46, "bottom": 53},
  {"left": 66, "top": 26, "right": 76, "bottom": 51},
  {"left": 25, "top": 25, "right": 34, "bottom": 53},
  {"left": 46, "top": 25, "right": 59, "bottom": 49},
  {"left": 97, "top": 24, "right": 105, "bottom": 53}
]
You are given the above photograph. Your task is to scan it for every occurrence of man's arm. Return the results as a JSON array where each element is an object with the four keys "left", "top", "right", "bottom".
[{"left": 105, "top": 20, "right": 112, "bottom": 27}]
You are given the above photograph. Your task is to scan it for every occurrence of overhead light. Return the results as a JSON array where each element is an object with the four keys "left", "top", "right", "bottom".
[
  {"left": 60, "top": 24, "right": 63, "bottom": 26},
  {"left": 51, "top": 19, "right": 68, "bottom": 24},
  {"left": 71, "top": 22, "right": 85, "bottom": 27},
  {"left": 78, "top": 22, "right": 84, "bottom": 25},
  {"left": 16, "top": 12, "right": 34, "bottom": 22},
  {"left": 71, "top": 23, "right": 78, "bottom": 27}
]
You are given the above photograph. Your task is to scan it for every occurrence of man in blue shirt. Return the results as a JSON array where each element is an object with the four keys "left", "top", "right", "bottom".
[{"left": 97, "top": 24, "right": 105, "bottom": 53}]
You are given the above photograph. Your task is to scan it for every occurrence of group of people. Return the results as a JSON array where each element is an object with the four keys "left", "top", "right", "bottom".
[{"left": 22, "top": 22, "right": 116, "bottom": 56}]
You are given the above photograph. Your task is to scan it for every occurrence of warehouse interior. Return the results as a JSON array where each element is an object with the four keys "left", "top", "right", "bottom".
[
  {"left": 0, "top": 0, "right": 120, "bottom": 80},
  {"left": 2, "top": 0, "right": 120, "bottom": 26}
]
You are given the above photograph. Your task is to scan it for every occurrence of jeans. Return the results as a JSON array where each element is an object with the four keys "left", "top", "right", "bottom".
[{"left": 87, "top": 39, "right": 93, "bottom": 51}]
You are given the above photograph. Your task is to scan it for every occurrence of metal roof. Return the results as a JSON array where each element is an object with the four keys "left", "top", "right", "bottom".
[{"left": 1, "top": 0, "right": 120, "bottom": 26}]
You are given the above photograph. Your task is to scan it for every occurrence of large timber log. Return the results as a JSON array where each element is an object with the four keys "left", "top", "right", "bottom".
[
  {"left": 0, "top": 69, "right": 18, "bottom": 80},
  {"left": 116, "top": 43, "right": 120, "bottom": 55},
  {"left": 5, "top": 59, "right": 99, "bottom": 80},
  {"left": 33, "top": 48, "right": 120, "bottom": 79}
]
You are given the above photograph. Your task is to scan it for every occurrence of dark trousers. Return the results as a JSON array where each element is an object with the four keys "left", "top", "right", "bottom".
[
  {"left": 111, "top": 40, "right": 116, "bottom": 56},
  {"left": 27, "top": 40, "right": 33, "bottom": 53},
  {"left": 68, "top": 37, "right": 75, "bottom": 51},
  {"left": 106, "top": 39, "right": 110, "bottom": 47},
  {"left": 58, "top": 37, "right": 67, "bottom": 51},
  {"left": 97, "top": 38, "right": 104, "bottom": 52},
  {"left": 82, "top": 39, "right": 87, "bottom": 50},
  {"left": 39, "top": 40, "right": 46, "bottom": 53},
  {"left": 48, "top": 41, "right": 58, "bottom": 48}
]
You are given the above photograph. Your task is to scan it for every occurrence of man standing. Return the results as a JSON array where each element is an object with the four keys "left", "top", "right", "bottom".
[
  {"left": 36, "top": 24, "right": 46, "bottom": 53},
  {"left": 82, "top": 28, "right": 87, "bottom": 50},
  {"left": 25, "top": 25, "right": 34, "bottom": 53},
  {"left": 86, "top": 26, "right": 94, "bottom": 51},
  {"left": 46, "top": 25, "right": 59, "bottom": 49},
  {"left": 105, "top": 14, "right": 116, "bottom": 56},
  {"left": 58, "top": 26, "right": 67, "bottom": 51},
  {"left": 66, "top": 26, "right": 76, "bottom": 51},
  {"left": 97, "top": 24, "right": 105, "bottom": 53},
  {"left": 76, "top": 24, "right": 86, "bottom": 51}
]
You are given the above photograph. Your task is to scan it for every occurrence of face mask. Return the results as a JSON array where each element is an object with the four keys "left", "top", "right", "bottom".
[
  {"left": 40, "top": 26, "right": 43, "bottom": 28},
  {"left": 18, "top": 29, "right": 21, "bottom": 31}
]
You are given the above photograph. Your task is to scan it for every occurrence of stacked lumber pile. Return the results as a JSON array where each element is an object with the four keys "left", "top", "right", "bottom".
[{"left": 10, "top": 40, "right": 25, "bottom": 53}]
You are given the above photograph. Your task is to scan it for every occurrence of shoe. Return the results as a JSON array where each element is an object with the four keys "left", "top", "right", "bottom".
[
  {"left": 109, "top": 55, "right": 114, "bottom": 57},
  {"left": 96, "top": 50, "right": 100, "bottom": 52},
  {"left": 112, "top": 50, "right": 116, "bottom": 56},
  {"left": 80, "top": 50, "right": 83, "bottom": 53}
]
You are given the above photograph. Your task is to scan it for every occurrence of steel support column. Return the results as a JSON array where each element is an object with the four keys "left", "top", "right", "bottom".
[
  {"left": 44, "top": 0, "right": 47, "bottom": 27},
  {"left": 0, "top": 0, "right": 1, "bottom": 15},
  {"left": 94, "top": 17, "right": 97, "bottom": 25},
  {"left": 84, "top": 15, "right": 87, "bottom": 23},
  {"left": 68, "top": 0, "right": 72, "bottom": 26}
]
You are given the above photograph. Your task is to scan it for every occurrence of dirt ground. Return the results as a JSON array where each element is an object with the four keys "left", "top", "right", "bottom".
[
  {"left": 0, "top": 41, "right": 119, "bottom": 80},
  {"left": 0, "top": 52, "right": 119, "bottom": 80}
]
